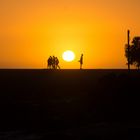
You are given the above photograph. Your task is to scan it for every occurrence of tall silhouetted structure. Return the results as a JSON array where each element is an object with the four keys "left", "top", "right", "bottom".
[{"left": 127, "top": 30, "right": 130, "bottom": 70}]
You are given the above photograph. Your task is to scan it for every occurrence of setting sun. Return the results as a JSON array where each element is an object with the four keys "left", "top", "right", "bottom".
[{"left": 62, "top": 51, "right": 75, "bottom": 62}]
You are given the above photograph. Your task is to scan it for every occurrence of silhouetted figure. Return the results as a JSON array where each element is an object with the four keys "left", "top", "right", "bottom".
[
  {"left": 47, "top": 56, "right": 52, "bottom": 69},
  {"left": 52, "top": 56, "right": 56, "bottom": 69},
  {"left": 79, "top": 54, "right": 83, "bottom": 69},
  {"left": 55, "top": 57, "right": 60, "bottom": 69}
]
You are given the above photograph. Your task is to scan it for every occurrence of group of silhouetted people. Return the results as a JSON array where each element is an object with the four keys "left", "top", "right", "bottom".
[{"left": 47, "top": 56, "right": 60, "bottom": 69}]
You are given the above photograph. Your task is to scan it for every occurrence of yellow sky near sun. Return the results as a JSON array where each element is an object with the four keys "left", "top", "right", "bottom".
[{"left": 0, "top": 0, "right": 140, "bottom": 69}]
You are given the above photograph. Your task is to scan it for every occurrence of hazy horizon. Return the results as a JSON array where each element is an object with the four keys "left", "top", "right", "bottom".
[{"left": 0, "top": 0, "right": 140, "bottom": 69}]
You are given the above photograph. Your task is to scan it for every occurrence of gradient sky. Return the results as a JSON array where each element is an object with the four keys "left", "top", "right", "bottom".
[{"left": 0, "top": 0, "right": 140, "bottom": 69}]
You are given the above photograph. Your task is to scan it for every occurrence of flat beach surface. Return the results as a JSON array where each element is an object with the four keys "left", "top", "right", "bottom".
[{"left": 0, "top": 69, "right": 140, "bottom": 139}]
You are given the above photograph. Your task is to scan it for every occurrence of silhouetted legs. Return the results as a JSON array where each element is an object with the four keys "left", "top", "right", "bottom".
[{"left": 80, "top": 64, "right": 83, "bottom": 69}]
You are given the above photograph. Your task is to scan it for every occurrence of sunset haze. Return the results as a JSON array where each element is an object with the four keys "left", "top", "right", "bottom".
[{"left": 0, "top": 0, "right": 140, "bottom": 69}]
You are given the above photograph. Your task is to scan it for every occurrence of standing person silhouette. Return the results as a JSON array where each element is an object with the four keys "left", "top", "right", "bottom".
[
  {"left": 79, "top": 54, "right": 83, "bottom": 69},
  {"left": 55, "top": 57, "right": 60, "bottom": 69},
  {"left": 47, "top": 56, "right": 52, "bottom": 69},
  {"left": 52, "top": 56, "right": 56, "bottom": 69}
]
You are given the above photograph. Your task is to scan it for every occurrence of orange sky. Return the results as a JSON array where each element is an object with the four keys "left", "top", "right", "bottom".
[{"left": 0, "top": 0, "right": 140, "bottom": 69}]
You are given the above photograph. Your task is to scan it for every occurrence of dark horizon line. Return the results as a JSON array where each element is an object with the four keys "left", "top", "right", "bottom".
[{"left": 0, "top": 68, "right": 136, "bottom": 70}]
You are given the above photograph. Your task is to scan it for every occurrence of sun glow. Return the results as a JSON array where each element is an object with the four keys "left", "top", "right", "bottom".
[{"left": 62, "top": 50, "right": 75, "bottom": 62}]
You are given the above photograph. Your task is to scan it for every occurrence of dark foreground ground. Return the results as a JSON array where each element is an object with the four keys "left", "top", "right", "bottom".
[{"left": 0, "top": 69, "right": 140, "bottom": 139}]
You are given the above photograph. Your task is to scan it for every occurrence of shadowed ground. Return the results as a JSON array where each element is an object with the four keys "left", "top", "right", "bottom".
[{"left": 0, "top": 69, "right": 140, "bottom": 139}]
